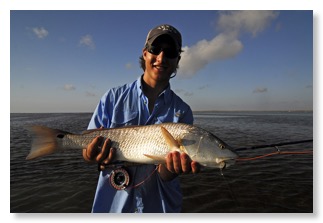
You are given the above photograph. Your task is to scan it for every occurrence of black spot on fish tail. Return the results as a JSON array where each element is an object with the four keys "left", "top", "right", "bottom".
[
  {"left": 57, "top": 134, "right": 65, "bottom": 139},
  {"left": 25, "top": 125, "right": 71, "bottom": 160}
]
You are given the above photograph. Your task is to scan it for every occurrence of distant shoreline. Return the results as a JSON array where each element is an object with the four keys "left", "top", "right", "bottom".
[
  {"left": 10, "top": 110, "right": 313, "bottom": 114},
  {"left": 193, "top": 110, "right": 313, "bottom": 113}
]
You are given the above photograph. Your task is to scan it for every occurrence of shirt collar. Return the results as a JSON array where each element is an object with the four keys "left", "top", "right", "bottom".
[
  {"left": 162, "top": 84, "right": 172, "bottom": 104},
  {"left": 136, "top": 75, "right": 144, "bottom": 97}
]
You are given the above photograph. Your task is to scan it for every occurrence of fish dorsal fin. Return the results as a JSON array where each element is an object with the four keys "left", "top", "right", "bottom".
[{"left": 161, "top": 126, "right": 180, "bottom": 151}]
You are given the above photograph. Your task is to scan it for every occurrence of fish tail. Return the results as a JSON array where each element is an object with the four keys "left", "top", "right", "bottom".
[{"left": 26, "top": 126, "right": 70, "bottom": 160}]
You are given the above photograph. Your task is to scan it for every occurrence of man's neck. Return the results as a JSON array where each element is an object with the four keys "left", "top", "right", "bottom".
[
  {"left": 141, "top": 75, "right": 169, "bottom": 100},
  {"left": 141, "top": 75, "right": 169, "bottom": 113}
]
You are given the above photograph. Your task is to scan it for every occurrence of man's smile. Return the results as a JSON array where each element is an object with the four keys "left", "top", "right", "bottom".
[{"left": 153, "top": 65, "right": 167, "bottom": 71}]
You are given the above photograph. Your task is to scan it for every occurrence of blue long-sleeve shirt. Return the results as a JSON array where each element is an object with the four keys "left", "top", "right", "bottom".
[{"left": 88, "top": 75, "right": 193, "bottom": 213}]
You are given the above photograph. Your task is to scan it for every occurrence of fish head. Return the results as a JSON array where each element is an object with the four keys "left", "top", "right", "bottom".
[{"left": 181, "top": 127, "right": 238, "bottom": 169}]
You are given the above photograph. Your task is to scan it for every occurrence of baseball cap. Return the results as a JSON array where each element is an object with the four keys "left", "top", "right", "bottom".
[{"left": 144, "top": 24, "right": 182, "bottom": 51}]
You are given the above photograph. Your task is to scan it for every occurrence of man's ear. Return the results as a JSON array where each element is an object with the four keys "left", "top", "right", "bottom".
[
  {"left": 177, "top": 55, "right": 181, "bottom": 65},
  {"left": 142, "top": 48, "right": 148, "bottom": 60}
]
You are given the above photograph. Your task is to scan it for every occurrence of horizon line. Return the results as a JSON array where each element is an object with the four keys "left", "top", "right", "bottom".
[{"left": 10, "top": 109, "right": 314, "bottom": 114}]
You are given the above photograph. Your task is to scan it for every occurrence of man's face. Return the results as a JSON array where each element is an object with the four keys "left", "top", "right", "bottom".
[{"left": 143, "top": 35, "right": 180, "bottom": 83}]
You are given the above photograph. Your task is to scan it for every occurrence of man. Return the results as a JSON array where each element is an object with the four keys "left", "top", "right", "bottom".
[{"left": 83, "top": 24, "right": 200, "bottom": 213}]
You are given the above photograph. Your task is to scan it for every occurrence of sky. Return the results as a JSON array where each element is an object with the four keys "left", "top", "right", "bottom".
[{"left": 10, "top": 10, "right": 313, "bottom": 113}]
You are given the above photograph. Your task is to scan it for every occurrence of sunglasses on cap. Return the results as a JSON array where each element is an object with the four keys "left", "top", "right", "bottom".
[{"left": 147, "top": 45, "right": 180, "bottom": 59}]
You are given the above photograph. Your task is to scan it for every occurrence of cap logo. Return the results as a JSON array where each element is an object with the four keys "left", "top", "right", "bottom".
[{"left": 157, "top": 25, "right": 178, "bottom": 34}]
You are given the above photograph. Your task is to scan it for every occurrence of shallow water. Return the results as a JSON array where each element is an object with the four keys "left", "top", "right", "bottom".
[{"left": 10, "top": 111, "right": 313, "bottom": 213}]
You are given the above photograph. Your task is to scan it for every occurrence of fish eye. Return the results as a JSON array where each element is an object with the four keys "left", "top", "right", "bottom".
[{"left": 219, "top": 144, "right": 225, "bottom": 149}]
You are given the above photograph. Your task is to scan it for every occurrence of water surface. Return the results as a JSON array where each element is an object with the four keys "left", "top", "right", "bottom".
[{"left": 10, "top": 111, "right": 313, "bottom": 213}]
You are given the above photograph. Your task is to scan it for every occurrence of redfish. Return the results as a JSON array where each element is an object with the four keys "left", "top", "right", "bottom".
[{"left": 26, "top": 123, "right": 238, "bottom": 168}]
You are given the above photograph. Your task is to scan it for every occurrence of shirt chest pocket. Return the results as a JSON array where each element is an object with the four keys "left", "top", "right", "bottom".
[{"left": 110, "top": 110, "right": 139, "bottom": 128}]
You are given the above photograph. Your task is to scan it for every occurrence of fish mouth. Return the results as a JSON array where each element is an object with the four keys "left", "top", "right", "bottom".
[
  {"left": 223, "top": 157, "right": 237, "bottom": 164},
  {"left": 216, "top": 157, "right": 237, "bottom": 163},
  {"left": 216, "top": 156, "right": 238, "bottom": 168},
  {"left": 216, "top": 150, "right": 239, "bottom": 162}
]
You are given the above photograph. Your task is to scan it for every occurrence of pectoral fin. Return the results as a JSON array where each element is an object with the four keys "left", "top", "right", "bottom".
[
  {"left": 161, "top": 126, "right": 180, "bottom": 151},
  {"left": 177, "top": 138, "right": 188, "bottom": 154}
]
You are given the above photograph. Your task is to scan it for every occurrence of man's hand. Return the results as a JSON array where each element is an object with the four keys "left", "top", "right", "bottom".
[
  {"left": 82, "top": 136, "right": 115, "bottom": 167},
  {"left": 158, "top": 151, "right": 201, "bottom": 181}
]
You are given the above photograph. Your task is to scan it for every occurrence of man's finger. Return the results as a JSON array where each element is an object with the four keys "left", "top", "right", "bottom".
[
  {"left": 180, "top": 153, "right": 191, "bottom": 174},
  {"left": 172, "top": 151, "right": 182, "bottom": 174},
  {"left": 191, "top": 161, "right": 201, "bottom": 174},
  {"left": 86, "top": 136, "right": 102, "bottom": 159},
  {"left": 96, "top": 138, "right": 112, "bottom": 163},
  {"left": 83, "top": 149, "right": 92, "bottom": 162},
  {"left": 102, "top": 147, "right": 115, "bottom": 165},
  {"left": 166, "top": 152, "right": 175, "bottom": 173}
]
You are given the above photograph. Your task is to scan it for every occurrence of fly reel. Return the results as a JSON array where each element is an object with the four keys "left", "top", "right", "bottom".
[{"left": 110, "top": 168, "right": 130, "bottom": 190}]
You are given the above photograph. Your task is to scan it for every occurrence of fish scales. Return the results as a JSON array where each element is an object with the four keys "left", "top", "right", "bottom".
[
  {"left": 97, "top": 123, "right": 189, "bottom": 162},
  {"left": 53, "top": 123, "right": 188, "bottom": 163}
]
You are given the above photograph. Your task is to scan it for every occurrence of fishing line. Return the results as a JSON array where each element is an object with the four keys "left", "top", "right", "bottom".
[
  {"left": 234, "top": 139, "right": 313, "bottom": 161},
  {"left": 234, "top": 139, "right": 313, "bottom": 152},
  {"left": 127, "top": 165, "right": 159, "bottom": 189},
  {"left": 236, "top": 148, "right": 313, "bottom": 162},
  {"left": 220, "top": 168, "right": 241, "bottom": 209}
]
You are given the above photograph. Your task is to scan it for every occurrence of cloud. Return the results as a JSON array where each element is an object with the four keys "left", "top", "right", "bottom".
[
  {"left": 79, "top": 34, "right": 95, "bottom": 49},
  {"left": 217, "top": 10, "right": 279, "bottom": 37},
  {"left": 85, "top": 91, "right": 96, "bottom": 97},
  {"left": 63, "top": 84, "right": 76, "bottom": 91},
  {"left": 32, "top": 27, "right": 49, "bottom": 39},
  {"left": 125, "top": 63, "right": 133, "bottom": 69},
  {"left": 175, "top": 89, "right": 184, "bottom": 94},
  {"left": 178, "top": 11, "right": 279, "bottom": 78},
  {"left": 175, "top": 89, "right": 193, "bottom": 97},
  {"left": 253, "top": 87, "right": 268, "bottom": 93},
  {"left": 198, "top": 85, "right": 210, "bottom": 90},
  {"left": 179, "top": 34, "right": 243, "bottom": 77},
  {"left": 184, "top": 92, "right": 193, "bottom": 97}
]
